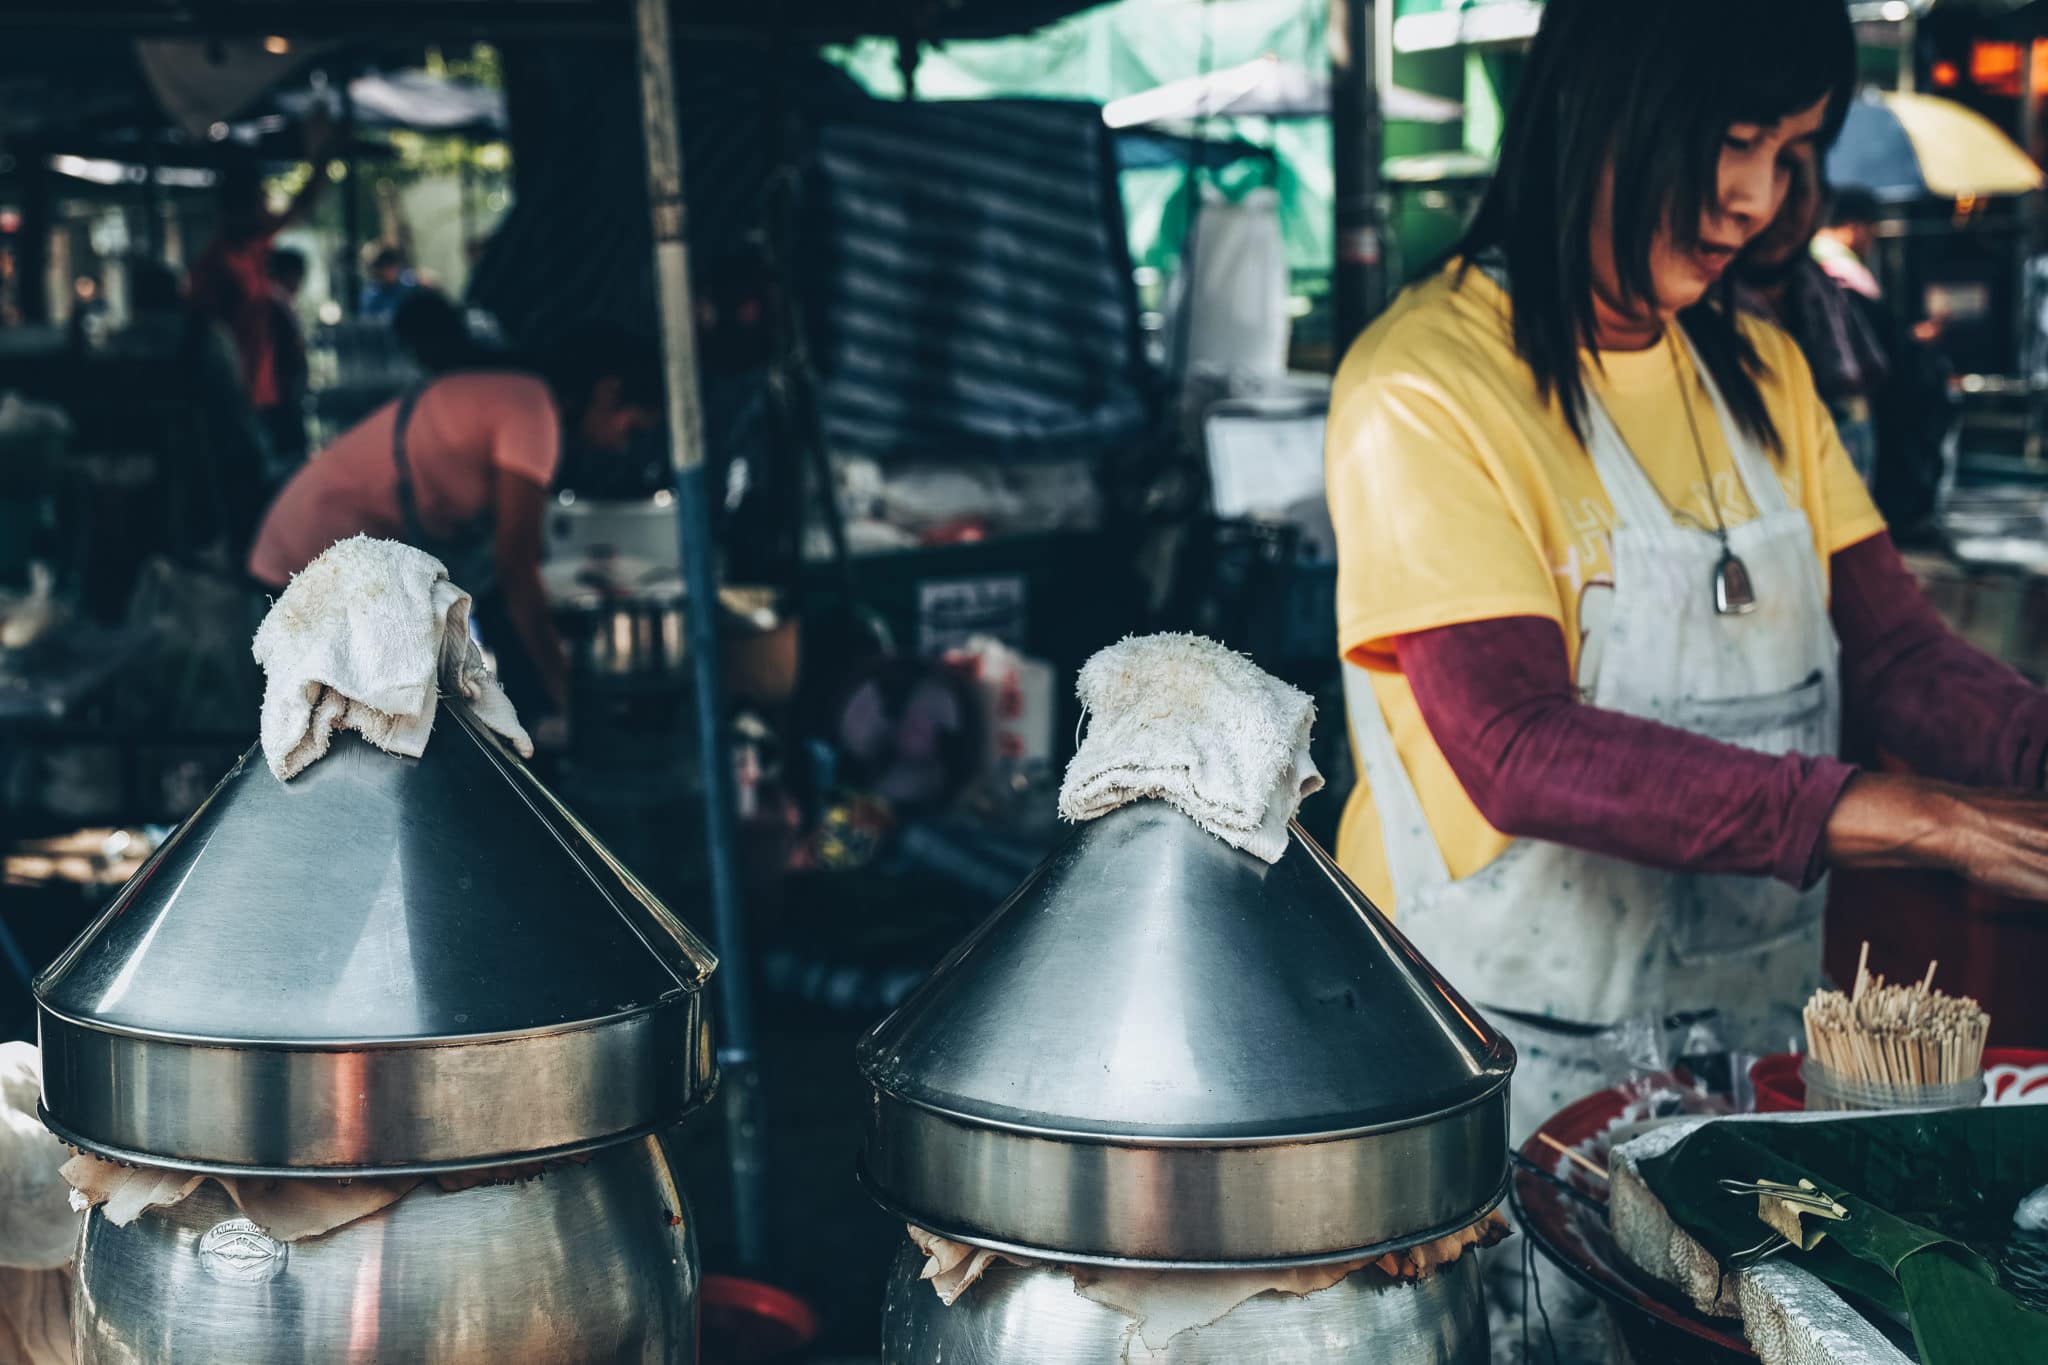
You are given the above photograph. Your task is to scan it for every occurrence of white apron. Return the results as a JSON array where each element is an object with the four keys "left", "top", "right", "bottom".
[{"left": 1345, "top": 333, "right": 1840, "bottom": 1145}]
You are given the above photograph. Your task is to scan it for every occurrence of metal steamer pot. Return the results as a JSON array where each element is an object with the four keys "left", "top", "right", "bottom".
[
  {"left": 72, "top": 1137, "right": 699, "bottom": 1364},
  {"left": 856, "top": 804, "right": 1516, "bottom": 1364},
  {"left": 554, "top": 569, "right": 689, "bottom": 681},
  {"left": 879, "top": 1241, "right": 1487, "bottom": 1365}
]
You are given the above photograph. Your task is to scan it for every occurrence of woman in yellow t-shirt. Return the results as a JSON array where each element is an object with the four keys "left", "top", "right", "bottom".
[{"left": 1329, "top": 0, "right": 2048, "bottom": 1144}]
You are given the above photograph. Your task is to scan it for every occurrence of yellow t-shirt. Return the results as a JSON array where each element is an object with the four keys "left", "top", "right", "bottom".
[{"left": 1326, "top": 262, "right": 1887, "bottom": 913}]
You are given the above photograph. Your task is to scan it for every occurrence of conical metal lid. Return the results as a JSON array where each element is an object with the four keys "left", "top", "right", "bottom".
[
  {"left": 857, "top": 801, "right": 1513, "bottom": 1267},
  {"left": 36, "top": 704, "right": 717, "bottom": 1176}
]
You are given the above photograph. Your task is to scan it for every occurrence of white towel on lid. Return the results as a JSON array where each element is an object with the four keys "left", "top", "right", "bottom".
[
  {"left": 1056, "top": 633, "right": 1321, "bottom": 863},
  {"left": 251, "top": 535, "right": 532, "bottom": 781}
]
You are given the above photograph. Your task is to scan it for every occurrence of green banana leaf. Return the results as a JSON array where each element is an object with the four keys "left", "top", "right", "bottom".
[{"left": 1636, "top": 1106, "right": 2048, "bottom": 1365}]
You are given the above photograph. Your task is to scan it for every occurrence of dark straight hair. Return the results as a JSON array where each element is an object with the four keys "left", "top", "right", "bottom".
[{"left": 1453, "top": 0, "right": 1856, "bottom": 452}]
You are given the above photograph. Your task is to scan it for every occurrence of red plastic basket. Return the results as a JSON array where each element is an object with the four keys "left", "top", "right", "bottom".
[
  {"left": 699, "top": 1275, "right": 819, "bottom": 1365},
  {"left": 1751, "top": 1048, "right": 2048, "bottom": 1112}
]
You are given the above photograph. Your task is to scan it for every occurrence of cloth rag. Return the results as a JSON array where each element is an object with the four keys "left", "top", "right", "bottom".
[
  {"left": 59, "top": 1148, "right": 597, "bottom": 1245},
  {"left": 906, "top": 1213, "right": 1506, "bottom": 1356},
  {"left": 62, "top": 1152, "right": 418, "bottom": 1243},
  {"left": 1057, "top": 633, "right": 1321, "bottom": 862},
  {"left": 907, "top": 1225, "right": 1019, "bottom": 1306},
  {"left": 0, "top": 1044, "right": 77, "bottom": 1272},
  {"left": 251, "top": 535, "right": 531, "bottom": 780}
]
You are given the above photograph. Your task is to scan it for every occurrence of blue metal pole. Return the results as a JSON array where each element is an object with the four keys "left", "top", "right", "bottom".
[{"left": 634, "top": 0, "right": 768, "bottom": 1271}]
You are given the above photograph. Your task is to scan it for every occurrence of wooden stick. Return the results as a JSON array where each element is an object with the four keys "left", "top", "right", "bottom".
[{"left": 1536, "top": 1132, "right": 1610, "bottom": 1182}]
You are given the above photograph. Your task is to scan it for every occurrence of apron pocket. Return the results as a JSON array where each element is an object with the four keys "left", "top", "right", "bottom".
[
  {"left": 1668, "top": 868, "right": 1825, "bottom": 963},
  {"left": 1666, "top": 670, "right": 1826, "bottom": 749}
]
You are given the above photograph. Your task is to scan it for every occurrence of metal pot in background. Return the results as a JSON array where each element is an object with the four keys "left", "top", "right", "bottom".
[
  {"left": 554, "top": 569, "right": 690, "bottom": 682},
  {"left": 546, "top": 491, "right": 685, "bottom": 575},
  {"left": 74, "top": 1137, "right": 699, "bottom": 1364}
]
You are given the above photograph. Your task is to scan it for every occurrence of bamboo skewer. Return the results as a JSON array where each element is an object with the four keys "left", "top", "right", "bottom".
[
  {"left": 1536, "top": 1132, "right": 1610, "bottom": 1182},
  {"left": 1802, "top": 944, "right": 1990, "bottom": 1099}
]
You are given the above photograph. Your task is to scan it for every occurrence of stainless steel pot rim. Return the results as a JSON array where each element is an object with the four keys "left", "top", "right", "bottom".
[
  {"left": 857, "top": 1160, "right": 1510, "bottom": 1271},
  {"left": 38, "top": 1095, "right": 715, "bottom": 1180},
  {"left": 860, "top": 1066, "right": 1513, "bottom": 1149},
  {"left": 34, "top": 995, "right": 693, "bottom": 1051}
]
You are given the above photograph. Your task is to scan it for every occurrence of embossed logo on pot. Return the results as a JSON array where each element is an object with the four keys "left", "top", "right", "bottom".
[{"left": 197, "top": 1218, "right": 287, "bottom": 1284}]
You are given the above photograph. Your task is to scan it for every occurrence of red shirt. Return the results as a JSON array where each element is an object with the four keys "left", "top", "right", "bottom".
[
  {"left": 246, "top": 372, "right": 562, "bottom": 588},
  {"left": 188, "top": 224, "right": 281, "bottom": 409}
]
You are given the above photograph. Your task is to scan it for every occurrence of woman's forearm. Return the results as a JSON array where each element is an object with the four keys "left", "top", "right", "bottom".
[
  {"left": 1832, "top": 532, "right": 2048, "bottom": 789},
  {"left": 1396, "top": 617, "right": 1855, "bottom": 886},
  {"left": 499, "top": 568, "right": 569, "bottom": 711}
]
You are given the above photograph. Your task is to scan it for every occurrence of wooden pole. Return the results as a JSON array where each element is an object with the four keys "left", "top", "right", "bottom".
[
  {"left": 1330, "top": 0, "right": 1385, "bottom": 360},
  {"left": 633, "top": 0, "right": 769, "bottom": 1273}
]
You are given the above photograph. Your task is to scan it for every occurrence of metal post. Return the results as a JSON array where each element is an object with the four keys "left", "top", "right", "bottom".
[
  {"left": 1331, "top": 0, "right": 1384, "bottom": 362},
  {"left": 19, "top": 147, "right": 51, "bottom": 324},
  {"left": 633, "top": 0, "right": 770, "bottom": 1273},
  {"left": 339, "top": 81, "right": 362, "bottom": 318},
  {"left": 142, "top": 133, "right": 165, "bottom": 261},
  {"left": 896, "top": 33, "right": 919, "bottom": 101}
]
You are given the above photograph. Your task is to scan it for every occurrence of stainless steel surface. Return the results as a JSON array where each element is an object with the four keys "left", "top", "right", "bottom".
[
  {"left": 73, "top": 1135, "right": 699, "bottom": 1364},
  {"left": 36, "top": 702, "right": 718, "bottom": 1173},
  {"left": 878, "top": 1238, "right": 1489, "bottom": 1364},
  {"left": 859, "top": 1107, "right": 1508, "bottom": 1268},
  {"left": 858, "top": 801, "right": 1513, "bottom": 1263}
]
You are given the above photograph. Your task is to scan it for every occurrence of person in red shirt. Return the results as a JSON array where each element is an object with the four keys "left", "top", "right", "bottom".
[
  {"left": 247, "top": 323, "right": 663, "bottom": 717},
  {"left": 187, "top": 117, "right": 331, "bottom": 430}
]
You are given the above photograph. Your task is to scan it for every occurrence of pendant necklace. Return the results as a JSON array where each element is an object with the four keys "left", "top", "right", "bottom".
[{"left": 1669, "top": 334, "right": 1758, "bottom": 616}]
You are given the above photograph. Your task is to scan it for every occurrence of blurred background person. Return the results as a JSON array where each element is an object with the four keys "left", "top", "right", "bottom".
[
  {"left": 1737, "top": 150, "right": 1890, "bottom": 488},
  {"left": 246, "top": 321, "right": 664, "bottom": 717},
  {"left": 1811, "top": 186, "right": 1883, "bottom": 301},
  {"left": 391, "top": 287, "right": 489, "bottom": 376},
  {"left": 262, "top": 246, "right": 311, "bottom": 479},
  {"left": 186, "top": 116, "right": 332, "bottom": 420},
  {"left": 358, "top": 243, "right": 417, "bottom": 319}
]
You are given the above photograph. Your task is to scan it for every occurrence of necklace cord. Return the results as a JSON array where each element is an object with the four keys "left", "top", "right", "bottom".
[{"left": 1668, "top": 331, "right": 1733, "bottom": 549}]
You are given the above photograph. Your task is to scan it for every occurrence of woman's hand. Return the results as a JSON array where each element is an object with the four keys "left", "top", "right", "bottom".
[{"left": 1825, "top": 772, "right": 2048, "bottom": 902}]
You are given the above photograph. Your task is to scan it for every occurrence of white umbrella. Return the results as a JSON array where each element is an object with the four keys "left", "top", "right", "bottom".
[{"left": 1102, "top": 54, "right": 1463, "bottom": 128}]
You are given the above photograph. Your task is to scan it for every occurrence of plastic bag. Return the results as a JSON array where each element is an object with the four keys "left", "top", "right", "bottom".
[{"left": 1165, "top": 187, "right": 1291, "bottom": 382}]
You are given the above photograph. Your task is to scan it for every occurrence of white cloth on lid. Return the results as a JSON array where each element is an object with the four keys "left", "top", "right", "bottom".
[
  {"left": 251, "top": 535, "right": 532, "bottom": 781},
  {"left": 1057, "top": 633, "right": 1321, "bottom": 863}
]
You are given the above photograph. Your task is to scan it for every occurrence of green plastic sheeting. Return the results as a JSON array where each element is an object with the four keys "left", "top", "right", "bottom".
[{"left": 827, "top": 0, "right": 1341, "bottom": 281}]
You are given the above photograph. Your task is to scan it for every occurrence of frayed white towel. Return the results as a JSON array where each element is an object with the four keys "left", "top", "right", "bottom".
[
  {"left": 1057, "top": 633, "right": 1321, "bottom": 863},
  {"left": 252, "top": 536, "right": 532, "bottom": 781}
]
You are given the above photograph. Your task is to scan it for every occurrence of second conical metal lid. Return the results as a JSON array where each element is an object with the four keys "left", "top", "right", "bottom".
[
  {"left": 857, "top": 801, "right": 1513, "bottom": 1266},
  {"left": 36, "top": 703, "right": 717, "bottom": 1176}
]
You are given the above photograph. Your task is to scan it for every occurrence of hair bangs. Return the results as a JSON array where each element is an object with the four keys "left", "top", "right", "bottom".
[
  {"left": 1450, "top": 0, "right": 1857, "bottom": 454},
  {"left": 1716, "top": 0, "right": 1858, "bottom": 141}
]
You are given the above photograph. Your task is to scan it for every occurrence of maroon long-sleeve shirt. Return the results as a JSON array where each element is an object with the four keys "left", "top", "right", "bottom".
[{"left": 1393, "top": 532, "right": 2048, "bottom": 889}]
